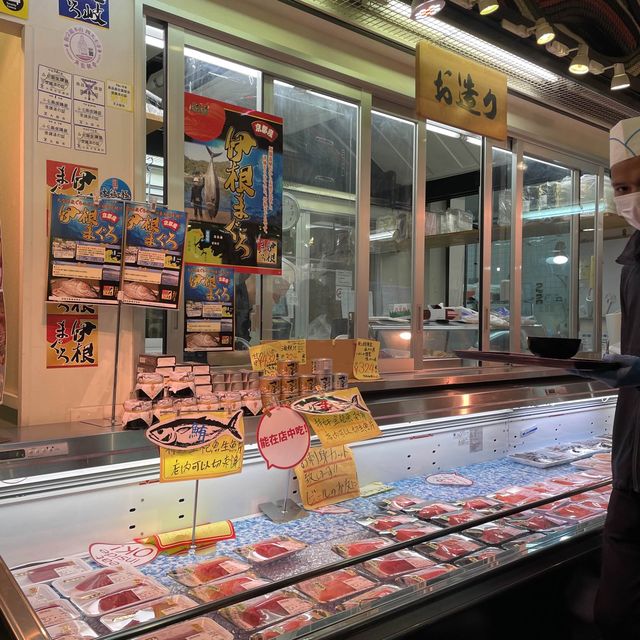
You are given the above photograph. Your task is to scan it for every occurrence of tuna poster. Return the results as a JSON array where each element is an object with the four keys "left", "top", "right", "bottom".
[
  {"left": 121, "top": 203, "right": 187, "bottom": 309},
  {"left": 183, "top": 92, "right": 283, "bottom": 275},
  {"left": 184, "top": 264, "right": 234, "bottom": 352}
]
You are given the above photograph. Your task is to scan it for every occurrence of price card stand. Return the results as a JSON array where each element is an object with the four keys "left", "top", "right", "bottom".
[
  {"left": 189, "top": 479, "right": 200, "bottom": 553},
  {"left": 259, "top": 470, "right": 307, "bottom": 523}
]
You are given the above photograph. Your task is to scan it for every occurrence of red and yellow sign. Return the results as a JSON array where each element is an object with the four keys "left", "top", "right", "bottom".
[
  {"left": 46, "top": 303, "right": 98, "bottom": 368},
  {"left": 416, "top": 42, "right": 507, "bottom": 141}
]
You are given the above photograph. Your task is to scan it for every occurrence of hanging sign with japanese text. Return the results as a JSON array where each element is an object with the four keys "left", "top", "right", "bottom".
[
  {"left": 184, "top": 264, "right": 234, "bottom": 352},
  {"left": 183, "top": 93, "right": 283, "bottom": 274},
  {"left": 294, "top": 445, "right": 360, "bottom": 509},
  {"left": 257, "top": 407, "right": 311, "bottom": 469},
  {"left": 121, "top": 203, "right": 187, "bottom": 309},
  {"left": 47, "top": 195, "right": 123, "bottom": 304},
  {"left": 291, "top": 387, "right": 382, "bottom": 448},
  {"left": 46, "top": 303, "right": 98, "bottom": 368},
  {"left": 249, "top": 342, "right": 279, "bottom": 375},
  {"left": 416, "top": 42, "right": 507, "bottom": 141},
  {"left": 47, "top": 160, "right": 99, "bottom": 198}
]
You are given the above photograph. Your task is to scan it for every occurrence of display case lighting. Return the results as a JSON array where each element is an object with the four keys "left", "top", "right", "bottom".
[
  {"left": 370, "top": 230, "right": 396, "bottom": 241},
  {"left": 464, "top": 135, "right": 482, "bottom": 145},
  {"left": 569, "top": 44, "right": 590, "bottom": 75},
  {"left": 478, "top": 0, "right": 499, "bottom": 15},
  {"left": 534, "top": 19, "right": 555, "bottom": 45},
  {"left": 611, "top": 63, "right": 631, "bottom": 91}
]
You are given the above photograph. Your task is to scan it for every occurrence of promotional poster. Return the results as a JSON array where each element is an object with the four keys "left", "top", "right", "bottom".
[
  {"left": 184, "top": 264, "right": 234, "bottom": 352},
  {"left": 122, "top": 203, "right": 187, "bottom": 309},
  {"left": 183, "top": 92, "right": 283, "bottom": 274},
  {"left": 47, "top": 195, "right": 123, "bottom": 304}
]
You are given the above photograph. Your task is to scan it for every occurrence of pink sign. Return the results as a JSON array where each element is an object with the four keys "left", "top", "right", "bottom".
[
  {"left": 257, "top": 407, "right": 310, "bottom": 470},
  {"left": 89, "top": 542, "right": 159, "bottom": 568}
]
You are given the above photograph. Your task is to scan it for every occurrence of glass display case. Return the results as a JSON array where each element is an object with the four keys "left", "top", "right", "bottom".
[{"left": 0, "top": 377, "right": 615, "bottom": 640}]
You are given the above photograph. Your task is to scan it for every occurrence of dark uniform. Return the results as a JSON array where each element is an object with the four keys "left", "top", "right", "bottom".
[{"left": 595, "top": 231, "right": 640, "bottom": 637}]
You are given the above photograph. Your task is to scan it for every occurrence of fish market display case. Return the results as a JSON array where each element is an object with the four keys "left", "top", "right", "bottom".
[{"left": 0, "top": 372, "right": 615, "bottom": 640}]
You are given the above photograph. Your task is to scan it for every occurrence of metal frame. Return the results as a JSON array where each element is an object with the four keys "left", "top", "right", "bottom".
[
  {"left": 510, "top": 140, "right": 524, "bottom": 352},
  {"left": 593, "top": 166, "right": 606, "bottom": 354},
  {"left": 480, "top": 138, "right": 493, "bottom": 352},
  {"left": 570, "top": 168, "right": 581, "bottom": 338},
  {"left": 413, "top": 120, "right": 427, "bottom": 370}
]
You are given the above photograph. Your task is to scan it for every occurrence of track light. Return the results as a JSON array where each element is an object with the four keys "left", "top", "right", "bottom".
[
  {"left": 477, "top": 0, "right": 499, "bottom": 14},
  {"left": 534, "top": 18, "right": 555, "bottom": 45},
  {"left": 411, "top": 0, "right": 445, "bottom": 18},
  {"left": 588, "top": 60, "right": 606, "bottom": 75},
  {"left": 569, "top": 44, "right": 589, "bottom": 75},
  {"left": 611, "top": 63, "right": 631, "bottom": 91},
  {"left": 500, "top": 19, "right": 529, "bottom": 38},
  {"left": 546, "top": 40, "right": 570, "bottom": 57}
]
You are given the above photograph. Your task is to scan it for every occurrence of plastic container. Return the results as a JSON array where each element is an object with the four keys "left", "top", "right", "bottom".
[
  {"left": 34, "top": 599, "right": 81, "bottom": 627},
  {"left": 190, "top": 573, "right": 271, "bottom": 604},
  {"left": 392, "top": 523, "right": 442, "bottom": 542},
  {"left": 235, "top": 536, "right": 307, "bottom": 564},
  {"left": 249, "top": 609, "right": 330, "bottom": 640},
  {"left": 332, "top": 537, "right": 394, "bottom": 559},
  {"left": 362, "top": 550, "right": 435, "bottom": 578},
  {"left": 169, "top": 557, "right": 251, "bottom": 587},
  {"left": 408, "top": 502, "right": 458, "bottom": 520},
  {"left": 356, "top": 514, "right": 417, "bottom": 533},
  {"left": 378, "top": 494, "right": 425, "bottom": 512},
  {"left": 12, "top": 558, "right": 93, "bottom": 586},
  {"left": 70, "top": 579, "right": 169, "bottom": 617},
  {"left": 452, "top": 497, "right": 505, "bottom": 512},
  {"left": 430, "top": 509, "right": 484, "bottom": 528},
  {"left": 453, "top": 547, "right": 509, "bottom": 567},
  {"left": 417, "top": 534, "right": 483, "bottom": 562},
  {"left": 134, "top": 617, "right": 234, "bottom": 640},
  {"left": 47, "top": 620, "right": 98, "bottom": 640},
  {"left": 399, "top": 564, "right": 457, "bottom": 586},
  {"left": 337, "top": 584, "right": 403, "bottom": 611},
  {"left": 296, "top": 568, "right": 377, "bottom": 603},
  {"left": 99, "top": 594, "right": 198, "bottom": 632},
  {"left": 505, "top": 511, "right": 569, "bottom": 532},
  {"left": 21, "top": 583, "right": 60, "bottom": 608},
  {"left": 52, "top": 566, "right": 140, "bottom": 597},
  {"left": 462, "top": 522, "right": 526, "bottom": 545}
]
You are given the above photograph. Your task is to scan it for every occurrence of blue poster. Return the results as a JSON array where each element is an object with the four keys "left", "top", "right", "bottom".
[
  {"left": 58, "top": 0, "right": 109, "bottom": 29},
  {"left": 47, "top": 195, "right": 123, "bottom": 304},
  {"left": 100, "top": 177, "right": 132, "bottom": 200},
  {"left": 184, "top": 265, "right": 234, "bottom": 352}
]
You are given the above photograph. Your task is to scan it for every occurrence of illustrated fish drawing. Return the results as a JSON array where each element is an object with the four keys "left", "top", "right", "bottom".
[
  {"left": 123, "top": 282, "right": 158, "bottom": 302},
  {"left": 146, "top": 410, "right": 243, "bottom": 450},
  {"left": 292, "top": 393, "right": 370, "bottom": 415}
]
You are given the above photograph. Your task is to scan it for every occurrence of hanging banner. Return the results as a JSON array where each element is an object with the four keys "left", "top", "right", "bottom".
[
  {"left": 416, "top": 42, "right": 507, "bottom": 141},
  {"left": 121, "top": 202, "right": 187, "bottom": 308},
  {"left": 294, "top": 445, "right": 360, "bottom": 509},
  {"left": 47, "top": 195, "right": 123, "bottom": 304},
  {"left": 184, "top": 264, "right": 234, "bottom": 352},
  {"left": 0, "top": 0, "right": 28, "bottom": 19},
  {"left": 291, "top": 387, "right": 382, "bottom": 448},
  {"left": 183, "top": 92, "right": 283, "bottom": 274},
  {"left": 46, "top": 302, "right": 98, "bottom": 368},
  {"left": 47, "top": 160, "right": 99, "bottom": 198}
]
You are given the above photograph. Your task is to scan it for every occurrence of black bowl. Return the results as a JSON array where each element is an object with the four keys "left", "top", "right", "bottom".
[{"left": 528, "top": 337, "right": 582, "bottom": 359}]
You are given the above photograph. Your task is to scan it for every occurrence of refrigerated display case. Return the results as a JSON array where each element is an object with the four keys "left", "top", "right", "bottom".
[{"left": 0, "top": 374, "right": 614, "bottom": 640}]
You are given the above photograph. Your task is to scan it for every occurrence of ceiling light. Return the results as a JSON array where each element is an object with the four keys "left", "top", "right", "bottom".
[
  {"left": 501, "top": 19, "right": 528, "bottom": 38},
  {"left": 588, "top": 60, "right": 606, "bottom": 75},
  {"left": 411, "top": 0, "right": 445, "bottom": 19},
  {"left": 611, "top": 63, "right": 631, "bottom": 91},
  {"left": 464, "top": 135, "right": 482, "bottom": 145},
  {"left": 546, "top": 255, "right": 569, "bottom": 265},
  {"left": 546, "top": 40, "right": 570, "bottom": 57},
  {"left": 569, "top": 45, "right": 589, "bottom": 75},
  {"left": 427, "top": 122, "right": 461, "bottom": 138},
  {"left": 399, "top": 331, "right": 412, "bottom": 341},
  {"left": 478, "top": 0, "right": 499, "bottom": 15},
  {"left": 546, "top": 241, "right": 569, "bottom": 265},
  {"left": 534, "top": 18, "right": 555, "bottom": 45}
]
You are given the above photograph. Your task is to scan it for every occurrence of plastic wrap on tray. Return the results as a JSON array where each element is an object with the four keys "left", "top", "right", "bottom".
[
  {"left": 332, "top": 537, "right": 394, "bottom": 559},
  {"left": 392, "top": 522, "right": 443, "bottom": 542},
  {"left": 71, "top": 578, "right": 169, "bottom": 617},
  {"left": 337, "top": 584, "right": 404, "bottom": 610},
  {"left": 548, "top": 502, "right": 603, "bottom": 521},
  {"left": 53, "top": 566, "right": 141, "bottom": 597},
  {"left": 453, "top": 547, "right": 509, "bottom": 567},
  {"left": 357, "top": 514, "right": 418, "bottom": 533},
  {"left": 452, "top": 497, "right": 505, "bottom": 512},
  {"left": 417, "top": 534, "right": 483, "bottom": 562},
  {"left": 99, "top": 594, "right": 198, "bottom": 632},
  {"left": 406, "top": 502, "right": 458, "bottom": 520},
  {"left": 548, "top": 473, "right": 603, "bottom": 487},
  {"left": 190, "top": 573, "right": 271, "bottom": 603},
  {"left": 169, "top": 557, "right": 251, "bottom": 587},
  {"left": 398, "top": 564, "right": 457, "bottom": 586},
  {"left": 430, "top": 509, "right": 484, "bottom": 528},
  {"left": 361, "top": 550, "right": 435, "bottom": 578},
  {"left": 12, "top": 558, "right": 92, "bottom": 586},
  {"left": 489, "top": 486, "right": 550, "bottom": 507},
  {"left": 509, "top": 449, "right": 575, "bottom": 468},
  {"left": 134, "top": 616, "right": 234, "bottom": 640},
  {"left": 249, "top": 610, "right": 330, "bottom": 640},
  {"left": 296, "top": 568, "right": 377, "bottom": 603},
  {"left": 235, "top": 536, "right": 307, "bottom": 564},
  {"left": 220, "top": 589, "right": 314, "bottom": 631},
  {"left": 378, "top": 495, "right": 425, "bottom": 511},
  {"left": 21, "top": 583, "right": 60, "bottom": 608},
  {"left": 462, "top": 522, "right": 527, "bottom": 545},
  {"left": 568, "top": 492, "right": 609, "bottom": 510},
  {"left": 503, "top": 532, "right": 547, "bottom": 551},
  {"left": 34, "top": 599, "right": 81, "bottom": 627},
  {"left": 47, "top": 620, "right": 99, "bottom": 639},
  {"left": 504, "top": 511, "right": 569, "bottom": 532}
]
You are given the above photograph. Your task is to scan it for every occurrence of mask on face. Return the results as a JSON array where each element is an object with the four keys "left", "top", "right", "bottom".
[{"left": 615, "top": 192, "right": 640, "bottom": 231}]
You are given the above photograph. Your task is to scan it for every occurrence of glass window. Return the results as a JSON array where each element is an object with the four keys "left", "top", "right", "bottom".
[
  {"left": 369, "top": 111, "right": 415, "bottom": 359},
  {"left": 424, "top": 122, "right": 481, "bottom": 360},
  {"left": 271, "top": 81, "right": 358, "bottom": 341}
]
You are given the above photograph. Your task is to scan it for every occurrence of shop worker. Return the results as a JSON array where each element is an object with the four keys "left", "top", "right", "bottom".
[{"left": 575, "top": 115, "right": 640, "bottom": 638}]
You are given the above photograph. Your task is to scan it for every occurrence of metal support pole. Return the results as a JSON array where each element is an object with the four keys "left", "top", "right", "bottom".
[
  {"left": 190, "top": 479, "right": 200, "bottom": 551},
  {"left": 110, "top": 301, "right": 123, "bottom": 428},
  {"left": 510, "top": 141, "right": 524, "bottom": 352}
]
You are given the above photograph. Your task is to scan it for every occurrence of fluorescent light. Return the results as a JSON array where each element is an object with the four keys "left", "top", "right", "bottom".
[
  {"left": 373, "top": 110, "right": 412, "bottom": 125},
  {"left": 427, "top": 123, "right": 461, "bottom": 138},
  {"left": 370, "top": 230, "right": 395, "bottom": 241},
  {"left": 306, "top": 90, "right": 356, "bottom": 108},
  {"left": 145, "top": 34, "right": 164, "bottom": 49},
  {"left": 399, "top": 331, "right": 412, "bottom": 340},
  {"left": 534, "top": 19, "right": 555, "bottom": 45},
  {"left": 478, "top": 0, "right": 499, "bottom": 15},
  {"left": 464, "top": 135, "right": 482, "bottom": 146},
  {"left": 583, "top": 228, "right": 595, "bottom": 232},
  {"left": 611, "top": 63, "right": 631, "bottom": 91},
  {"left": 569, "top": 45, "right": 589, "bottom": 75},
  {"left": 274, "top": 80, "right": 295, "bottom": 89},
  {"left": 523, "top": 155, "right": 569, "bottom": 172},
  {"left": 185, "top": 47, "right": 261, "bottom": 78}
]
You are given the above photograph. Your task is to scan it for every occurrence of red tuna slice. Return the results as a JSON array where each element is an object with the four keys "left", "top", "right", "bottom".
[
  {"left": 193, "top": 558, "right": 245, "bottom": 583},
  {"left": 27, "top": 561, "right": 76, "bottom": 583},
  {"left": 97, "top": 589, "right": 141, "bottom": 614},
  {"left": 239, "top": 593, "right": 310, "bottom": 628},
  {"left": 334, "top": 538, "right": 392, "bottom": 558},
  {"left": 371, "top": 556, "right": 433, "bottom": 577},
  {"left": 394, "top": 526, "right": 439, "bottom": 542},
  {"left": 401, "top": 564, "right": 455, "bottom": 585},
  {"left": 73, "top": 568, "right": 122, "bottom": 592},
  {"left": 417, "top": 503, "right": 457, "bottom": 519},
  {"left": 252, "top": 543, "right": 289, "bottom": 559}
]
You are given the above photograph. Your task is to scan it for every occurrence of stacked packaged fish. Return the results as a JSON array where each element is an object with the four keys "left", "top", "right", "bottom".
[{"left": 509, "top": 437, "right": 611, "bottom": 468}]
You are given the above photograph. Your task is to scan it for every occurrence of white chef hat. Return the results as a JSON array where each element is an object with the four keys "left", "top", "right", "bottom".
[{"left": 610, "top": 117, "right": 640, "bottom": 167}]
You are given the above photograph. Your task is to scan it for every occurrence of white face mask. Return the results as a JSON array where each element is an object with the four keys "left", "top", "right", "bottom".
[{"left": 615, "top": 192, "right": 640, "bottom": 231}]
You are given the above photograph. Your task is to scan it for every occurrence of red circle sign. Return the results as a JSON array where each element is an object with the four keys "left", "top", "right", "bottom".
[
  {"left": 257, "top": 407, "right": 311, "bottom": 470},
  {"left": 89, "top": 542, "right": 159, "bottom": 568}
]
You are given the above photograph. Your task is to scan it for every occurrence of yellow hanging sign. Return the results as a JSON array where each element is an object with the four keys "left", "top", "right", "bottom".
[
  {"left": 249, "top": 343, "right": 279, "bottom": 375},
  {"left": 273, "top": 339, "right": 307, "bottom": 365},
  {"left": 353, "top": 339, "right": 381, "bottom": 380},
  {"left": 294, "top": 445, "right": 360, "bottom": 509},
  {"left": 416, "top": 41, "right": 508, "bottom": 141}
]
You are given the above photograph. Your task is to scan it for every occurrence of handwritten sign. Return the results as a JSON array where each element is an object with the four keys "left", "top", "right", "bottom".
[
  {"left": 294, "top": 445, "right": 360, "bottom": 509},
  {"left": 416, "top": 42, "right": 507, "bottom": 141},
  {"left": 297, "top": 388, "right": 381, "bottom": 447},
  {"left": 159, "top": 413, "right": 244, "bottom": 482},
  {"left": 353, "top": 340, "right": 381, "bottom": 380},
  {"left": 273, "top": 339, "right": 307, "bottom": 365},
  {"left": 249, "top": 343, "right": 278, "bottom": 375},
  {"left": 89, "top": 542, "right": 158, "bottom": 568},
  {"left": 257, "top": 407, "right": 310, "bottom": 469}
]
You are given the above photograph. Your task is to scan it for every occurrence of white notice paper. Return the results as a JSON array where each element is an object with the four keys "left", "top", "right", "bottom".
[{"left": 38, "top": 117, "right": 72, "bottom": 148}]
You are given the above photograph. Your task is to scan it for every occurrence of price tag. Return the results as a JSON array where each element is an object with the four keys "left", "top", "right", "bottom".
[
  {"left": 353, "top": 339, "right": 381, "bottom": 380},
  {"left": 249, "top": 343, "right": 279, "bottom": 375}
]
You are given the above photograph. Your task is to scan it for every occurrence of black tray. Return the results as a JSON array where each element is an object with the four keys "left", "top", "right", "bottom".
[{"left": 455, "top": 350, "right": 620, "bottom": 371}]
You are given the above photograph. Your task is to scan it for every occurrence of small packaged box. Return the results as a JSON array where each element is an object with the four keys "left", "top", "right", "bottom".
[
  {"left": 47, "top": 619, "right": 98, "bottom": 639},
  {"left": 34, "top": 599, "right": 81, "bottom": 627},
  {"left": 134, "top": 617, "right": 234, "bottom": 640},
  {"left": 462, "top": 522, "right": 526, "bottom": 545},
  {"left": 21, "top": 583, "right": 59, "bottom": 608},
  {"left": 337, "top": 584, "right": 404, "bottom": 611},
  {"left": 192, "top": 364, "right": 212, "bottom": 375},
  {"left": 249, "top": 609, "right": 330, "bottom": 640},
  {"left": 452, "top": 497, "right": 505, "bottom": 513},
  {"left": 52, "top": 566, "right": 140, "bottom": 597},
  {"left": 417, "top": 534, "right": 483, "bottom": 562},
  {"left": 190, "top": 573, "right": 270, "bottom": 603},
  {"left": 430, "top": 509, "right": 484, "bottom": 528},
  {"left": 409, "top": 502, "right": 458, "bottom": 520},
  {"left": 169, "top": 556, "right": 251, "bottom": 587},
  {"left": 453, "top": 547, "right": 508, "bottom": 567},
  {"left": 235, "top": 536, "right": 307, "bottom": 564},
  {"left": 362, "top": 550, "right": 435, "bottom": 578},
  {"left": 377, "top": 495, "right": 425, "bottom": 512},
  {"left": 139, "top": 354, "right": 176, "bottom": 368},
  {"left": 296, "top": 568, "right": 377, "bottom": 603},
  {"left": 195, "top": 375, "right": 212, "bottom": 385},
  {"left": 12, "top": 558, "right": 93, "bottom": 586},
  {"left": 70, "top": 579, "right": 169, "bottom": 617},
  {"left": 99, "top": 594, "right": 198, "bottom": 632},
  {"left": 356, "top": 514, "right": 417, "bottom": 533},
  {"left": 503, "top": 532, "right": 547, "bottom": 552},
  {"left": 392, "top": 522, "right": 442, "bottom": 542},
  {"left": 548, "top": 502, "right": 602, "bottom": 521},
  {"left": 332, "top": 537, "right": 394, "bottom": 559},
  {"left": 505, "top": 511, "right": 569, "bottom": 531}
]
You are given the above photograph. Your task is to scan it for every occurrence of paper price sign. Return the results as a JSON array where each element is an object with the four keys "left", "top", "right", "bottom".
[
  {"left": 353, "top": 339, "right": 381, "bottom": 380},
  {"left": 257, "top": 407, "right": 310, "bottom": 469},
  {"left": 273, "top": 339, "right": 307, "bottom": 364},
  {"left": 294, "top": 445, "right": 360, "bottom": 509},
  {"left": 89, "top": 542, "right": 158, "bottom": 568},
  {"left": 249, "top": 343, "right": 279, "bottom": 375}
]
